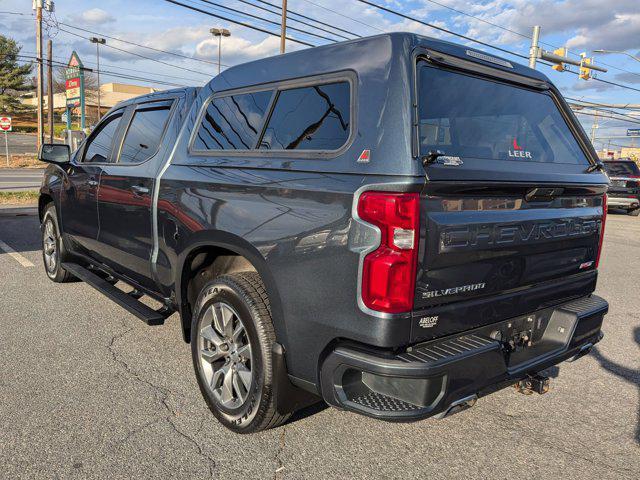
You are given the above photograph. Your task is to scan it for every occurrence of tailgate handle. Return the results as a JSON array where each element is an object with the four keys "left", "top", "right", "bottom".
[{"left": 525, "top": 187, "right": 564, "bottom": 202}]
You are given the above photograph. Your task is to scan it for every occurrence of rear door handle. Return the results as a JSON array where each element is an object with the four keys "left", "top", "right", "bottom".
[
  {"left": 88, "top": 179, "right": 98, "bottom": 187},
  {"left": 131, "top": 185, "right": 150, "bottom": 195}
]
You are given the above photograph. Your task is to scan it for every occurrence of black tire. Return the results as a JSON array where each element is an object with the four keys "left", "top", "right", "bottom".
[
  {"left": 628, "top": 208, "right": 640, "bottom": 217},
  {"left": 190, "top": 271, "right": 290, "bottom": 433},
  {"left": 41, "top": 203, "right": 74, "bottom": 283}
]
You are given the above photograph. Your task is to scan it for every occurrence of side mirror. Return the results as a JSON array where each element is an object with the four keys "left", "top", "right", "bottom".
[{"left": 39, "top": 143, "right": 70, "bottom": 165}]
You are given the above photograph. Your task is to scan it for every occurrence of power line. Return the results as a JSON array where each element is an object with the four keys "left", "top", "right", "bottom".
[
  {"left": 567, "top": 103, "right": 640, "bottom": 122},
  {"left": 591, "top": 77, "right": 640, "bottom": 94},
  {"left": 417, "top": 0, "right": 530, "bottom": 41},
  {"left": 57, "top": 21, "right": 224, "bottom": 67},
  {"left": 572, "top": 110, "right": 640, "bottom": 126},
  {"left": 57, "top": 27, "right": 214, "bottom": 77},
  {"left": 10, "top": 53, "right": 191, "bottom": 88},
  {"left": 4, "top": 12, "right": 223, "bottom": 75},
  {"left": 196, "top": 0, "right": 341, "bottom": 42},
  {"left": 255, "top": 0, "right": 362, "bottom": 38},
  {"left": 412, "top": 0, "right": 640, "bottom": 81},
  {"left": 540, "top": 61, "right": 640, "bottom": 94},
  {"left": 353, "top": 0, "right": 529, "bottom": 60},
  {"left": 163, "top": 0, "right": 315, "bottom": 47},
  {"left": 20, "top": 49, "right": 205, "bottom": 83},
  {"left": 235, "top": 0, "right": 353, "bottom": 40},
  {"left": 564, "top": 97, "right": 640, "bottom": 110}
]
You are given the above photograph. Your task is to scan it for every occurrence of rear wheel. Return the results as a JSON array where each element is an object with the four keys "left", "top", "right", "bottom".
[
  {"left": 628, "top": 208, "right": 640, "bottom": 217},
  {"left": 191, "top": 272, "right": 290, "bottom": 433},
  {"left": 42, "top": 204, "right": 74, "bottom": 283}
]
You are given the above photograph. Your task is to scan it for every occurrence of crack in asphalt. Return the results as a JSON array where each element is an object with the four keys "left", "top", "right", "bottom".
[
  {"left": 106, "top": 320, "right": 217, "bottom": 477},
  {"left": 273, "top": 424, "right": 287, "bottom": 479}
]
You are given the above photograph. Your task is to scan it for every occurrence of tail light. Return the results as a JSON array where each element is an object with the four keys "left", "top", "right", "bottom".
[
  {"left": 596, "top": 193, "right": 607, "bottom": 268},
  {"left": 357, "top": 192, "right": 420, "bottom": 313}
]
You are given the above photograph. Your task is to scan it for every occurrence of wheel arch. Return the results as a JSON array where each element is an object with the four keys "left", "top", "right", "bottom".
[
  {"left": 38, "top": 192, "right": 54, "bottom": 221},
  {"left": 176, "top": 232, "right": 287, "bottom": 348}
]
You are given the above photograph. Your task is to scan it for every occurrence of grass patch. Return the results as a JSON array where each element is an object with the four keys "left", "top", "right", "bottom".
[
  {"left": 0, "top": 190, "right": 39, "bottom": 205},
  {"left": 0, "top": 155, "right": 41, "bottom": 169}
]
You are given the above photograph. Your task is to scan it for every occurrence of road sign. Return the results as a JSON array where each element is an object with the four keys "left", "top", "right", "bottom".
[
  {"left": 0, "top": 116, "right": 12, "bottom": 132},
  {"left": 65, "top": 51, "right": 85, "bottom": 129},
  {"left": 627, "top": 129, "right": 640, "bottom": 137},
  {"left": 65, "top": 77, "right": 81, "bottom": 102}
]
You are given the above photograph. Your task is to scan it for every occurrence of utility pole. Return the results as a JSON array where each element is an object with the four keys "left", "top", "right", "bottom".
[
  {"left": 209, "top": 28, "right": 230, "bottom": 75},
  {"left": 280, "top": 0, "right": 288, "bottom": 54},
  {"left": 527, "top": 26, "right": 607, "bottom": 78},
  {"left": 590, "top": 110, "right": 599, "bottom": 145},
  {"left": 529, "top": 25, "right": 540, "bottom": 69},
  {"left": 90, "top": 37, "right": 106, "bottom": 122},
  {"left": 34, "top": 0, "right": 45, "bottom": 149},
  {"left": 47, "top": 39, "right": 53, "bottom": 143}
]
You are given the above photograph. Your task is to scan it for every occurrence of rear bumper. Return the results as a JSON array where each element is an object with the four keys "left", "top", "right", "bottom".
[
  {"left": 320, "top": 295, "right": 608, "bottom": 421},
  {"left": 607, "top": 196, "right": 639, "bottom": 209}
]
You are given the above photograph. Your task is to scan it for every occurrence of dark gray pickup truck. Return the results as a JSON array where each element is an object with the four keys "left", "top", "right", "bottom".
[{"left": 38, "top": 33, "right": 609, "bottom": 433}]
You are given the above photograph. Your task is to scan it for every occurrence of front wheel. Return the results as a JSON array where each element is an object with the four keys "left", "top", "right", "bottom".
[
  {"left": 191, "top": 272, "right": 290, "bottom": 433},
  {"left": 628, "top": 208, "right": 640, "bottom": 217},
  {"left": 41, "top": 204, "right": 74, "bottom": 283}
]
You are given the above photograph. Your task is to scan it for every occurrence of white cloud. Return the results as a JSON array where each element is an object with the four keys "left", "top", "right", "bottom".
[
  {"left": 68, "top": 8, "right": 116, "bottom": 26},
  {"left": 195, "top": 35, "right": 282, "bottom": 65},
  {"left": 410, "top": 0, "right": 640, "bottom": 53},
  {"left": 566, "top": 14, "right": 640, "bottom": 51}
]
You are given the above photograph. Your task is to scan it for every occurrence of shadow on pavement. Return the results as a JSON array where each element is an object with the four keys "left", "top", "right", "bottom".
[
  {"left": 590, "top": 327, "right": 640, "bottom": 445},
  {"left": 286, "top": 400, "right": 329, "bottom": 426},
  {"left": 0, "top": 213, "right": 41, "bottom": 253}
]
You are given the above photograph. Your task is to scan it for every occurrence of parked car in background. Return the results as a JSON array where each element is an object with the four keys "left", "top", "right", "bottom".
[
  {"left": 37, "top": 33, "right": 609, "bottom": 434},
  {"left": 603, "top": 158, "right": 640, "bottom": 216}
]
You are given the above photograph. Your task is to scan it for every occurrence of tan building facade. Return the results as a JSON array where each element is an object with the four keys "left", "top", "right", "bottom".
[{"left": 23, "top": 82, "right": 160, "bottom": 114}]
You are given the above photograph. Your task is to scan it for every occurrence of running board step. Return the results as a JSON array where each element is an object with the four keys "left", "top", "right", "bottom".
[{"left": 62, "top": 262, "right": 167, "bottom": 326}]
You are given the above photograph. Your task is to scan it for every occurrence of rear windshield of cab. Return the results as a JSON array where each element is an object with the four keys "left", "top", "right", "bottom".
[
  {"left": 417, "top": 62, "right": 589, "bottom": 166},
  {"left": 603, "top": 160, "right": 640, "bottom": 177}
]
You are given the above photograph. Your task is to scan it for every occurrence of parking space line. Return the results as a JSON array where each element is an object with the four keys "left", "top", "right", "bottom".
[{"left": 0, "top": 239, "right": 35, "bottom": 267}]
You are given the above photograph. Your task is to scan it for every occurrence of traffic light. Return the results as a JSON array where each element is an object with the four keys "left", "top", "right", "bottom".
[
  {"left": 580, "top": 53, "right": 592, "bottom": 80},
  {"left": 552, "top": 48, "right": 567, "bottom": 71}
]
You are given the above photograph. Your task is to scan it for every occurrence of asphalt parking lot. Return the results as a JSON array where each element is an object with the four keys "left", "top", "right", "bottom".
[{"left": 0, "top": 210, "right": 638, "bottom": 479}]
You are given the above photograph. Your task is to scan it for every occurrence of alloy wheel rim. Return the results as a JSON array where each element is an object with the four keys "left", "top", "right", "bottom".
[
  {"left": 198, "top": 301, "right": 253, "bottom": 410},
  {"left": 43, "top": 218, "right": 57, "bottom": 273}
]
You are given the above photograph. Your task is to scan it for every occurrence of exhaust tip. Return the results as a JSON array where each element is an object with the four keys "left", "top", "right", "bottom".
[{"left": 435, "top": 394, "right": 478, "bottom": 419}]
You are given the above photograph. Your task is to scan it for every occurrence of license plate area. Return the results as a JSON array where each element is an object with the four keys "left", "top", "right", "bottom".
[{"left": 484, "top": 307, "right": 577, "bottom": 369}]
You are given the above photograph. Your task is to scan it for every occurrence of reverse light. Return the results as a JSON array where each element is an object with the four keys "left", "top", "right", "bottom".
[
  {"left": 357, "top": 192, "right": 420, "bottom": 313},
  {"left": 596, "top": 193, "right": 607, "bottom": 268}
]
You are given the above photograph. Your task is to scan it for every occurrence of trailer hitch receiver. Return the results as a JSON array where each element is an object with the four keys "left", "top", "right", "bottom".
[{"left": 515, "top": 373, "right": 550, "bottom": 395}]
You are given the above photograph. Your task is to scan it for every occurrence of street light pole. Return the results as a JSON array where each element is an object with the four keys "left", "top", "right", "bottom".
[
  {"left": 210, "top": 28, "right": 230, "bottom": 75},
  {"left": 90, "top": 37, "right": 106, "bottom": 122},
  {"left": 593, "top": 49, "right": 640, "bottom": 63}
]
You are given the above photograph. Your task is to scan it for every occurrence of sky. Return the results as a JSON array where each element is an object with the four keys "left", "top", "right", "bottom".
[{"left": 1, "top": 0, "right": 639, "bottom": 150}]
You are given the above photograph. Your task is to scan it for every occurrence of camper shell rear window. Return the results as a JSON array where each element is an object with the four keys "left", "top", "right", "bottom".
[{"left": 417, "top": 62, "right": 589, "bottom": 166}]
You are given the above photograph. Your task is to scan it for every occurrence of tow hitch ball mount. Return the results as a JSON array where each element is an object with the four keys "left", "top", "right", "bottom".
[{"left": 514, "top": 373, "right": 550, "bottom": 395}]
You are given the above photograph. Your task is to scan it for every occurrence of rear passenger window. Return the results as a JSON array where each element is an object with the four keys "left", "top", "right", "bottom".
[
  {"left": 192, "top": 90, "right": 273, "bottom": 150},
  {"left": 83, "top": 112, "right": 123, "bottom": 163},
  {"left": 119, "top": 104, "right": 172, "bottom": 164},
  {"left": 259, "top": 82, "right": 350, "bottom": 151}
]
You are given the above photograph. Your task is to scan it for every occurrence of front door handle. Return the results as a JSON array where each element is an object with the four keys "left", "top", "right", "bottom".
[
  {"left": 131, "top": 185, "right": 150, "bottom": 195},
  {"left": 88, "top": 179, "right": 98, "bottom": 187}
]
